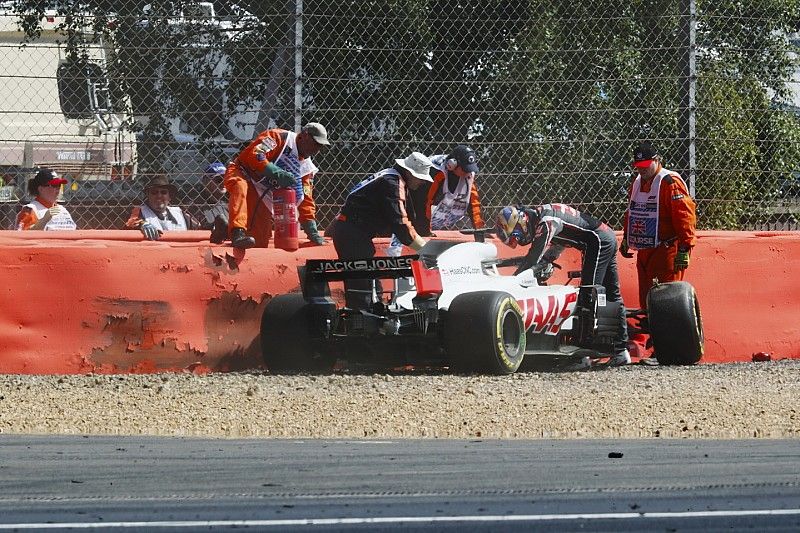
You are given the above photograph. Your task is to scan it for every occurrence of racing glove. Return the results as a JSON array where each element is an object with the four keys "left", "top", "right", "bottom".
[
  {"left": 301, "top": 220, "right": 326, "bottom": 245},
  {"left": 140, "top": 222, "right": 162, "bottom": 241},
  {"left": 620, "top": 235, "right": 634, "bottom": 258},
  {"left": 534, "top": 261, "right": 556, "bottom": 283},
  {"left": 264, "top": 162, "right": 295, "bottom": 188},
  {"left": 674, "top": 246, "right": 690, "bottom": 272}
]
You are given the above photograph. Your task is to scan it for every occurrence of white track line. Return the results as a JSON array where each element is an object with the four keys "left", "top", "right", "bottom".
[{"left": 1, "top": 509, "right": 799, "bottom": 529}]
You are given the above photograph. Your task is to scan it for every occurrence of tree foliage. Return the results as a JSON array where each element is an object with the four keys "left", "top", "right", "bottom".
[{"left": 9, "top": 0, "right": 800, "bottom": 228}]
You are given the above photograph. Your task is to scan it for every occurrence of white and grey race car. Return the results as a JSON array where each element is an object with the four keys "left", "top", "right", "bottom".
[{"left": 260, "top": 230, "right": 703, "bottom": 374}]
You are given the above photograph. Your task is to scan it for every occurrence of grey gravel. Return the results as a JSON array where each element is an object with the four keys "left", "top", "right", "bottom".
[{"left": 0, "top": 361, "right": 798, "bottom": 439}]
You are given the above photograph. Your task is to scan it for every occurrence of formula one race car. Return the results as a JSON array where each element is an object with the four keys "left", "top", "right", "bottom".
[{"left": 260, "top": 230, "right": 704, "bottom": 374}]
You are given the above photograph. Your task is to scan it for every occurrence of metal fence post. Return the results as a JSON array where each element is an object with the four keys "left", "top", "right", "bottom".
[
  {"left": 294, "top": 0, "right": 303, "bottom": 132},
  {"left": 254, "top": 0, "right": 296, "bottom": 134},
  {"left": 680, "top": 0, "right": 697, "bottom": 196}
]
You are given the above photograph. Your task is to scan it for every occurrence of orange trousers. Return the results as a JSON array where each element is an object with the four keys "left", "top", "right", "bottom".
[
  {"left": 635, "top": 244, "right": 688, "bottom": 309},
  {"left": 224, "top": 166, "right": 274, "bottom": 248}
]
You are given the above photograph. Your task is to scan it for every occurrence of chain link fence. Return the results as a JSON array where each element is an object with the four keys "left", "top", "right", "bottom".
[{"left": 1, "top": 0, "right": 798, "bottom": 232}]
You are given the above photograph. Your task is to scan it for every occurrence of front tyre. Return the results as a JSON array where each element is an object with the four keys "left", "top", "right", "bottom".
[
  {"left": 444, "top": 291, "right": 526, "bottom": 374},
  {"left": 260, "top": 293, "right": 336, "bottom": 373},
  {"left": 647, "top": 281, "right": 704, "bottom": 365}
]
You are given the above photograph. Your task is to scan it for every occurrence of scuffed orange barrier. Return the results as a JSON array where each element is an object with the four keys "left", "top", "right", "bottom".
[
  {"left": 0, "top": 230, "right": 797, "bottom": 373},
  {"left": 642, "top": 231, "right": 800, "bottom": 364},
  {"left": 0, "top": 230, "right": 330, "bottom": 374}
]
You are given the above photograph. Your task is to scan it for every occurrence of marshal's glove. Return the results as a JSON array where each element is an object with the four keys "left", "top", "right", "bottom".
[
  {"left": 620, "top": 236, "right": 634, "bottom": 258},
  {"left": 301, "top": 220, "right": 326, "bottom": 245},
  {"left": 674, "top": 247, "right": 690, "bottom": 272},
  {"left": 140, "top": 222, "right": 162, "bottom": 241},
  {"left": 409, "top": 235, "right": 428, "bottom": 252},
  {"left": 264, "top": 162, "right": 295, "bottom": 188}
]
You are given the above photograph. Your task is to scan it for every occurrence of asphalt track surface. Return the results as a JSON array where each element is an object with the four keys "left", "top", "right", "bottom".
[{"left": 0, "top": 437, "right": 798, "bottom": 532}]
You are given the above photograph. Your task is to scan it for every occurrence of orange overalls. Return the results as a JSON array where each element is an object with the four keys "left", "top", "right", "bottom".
[
  {"left": 224, "top": 128, "right": 317, "bottom": 247},
  {"left": 624, "top": 165, "right": 697, "bottom": 309}
]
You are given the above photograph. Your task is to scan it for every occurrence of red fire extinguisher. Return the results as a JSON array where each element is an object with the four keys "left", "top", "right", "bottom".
[{"left": 272, "top": 187, "right": 299, "bottom": 251}]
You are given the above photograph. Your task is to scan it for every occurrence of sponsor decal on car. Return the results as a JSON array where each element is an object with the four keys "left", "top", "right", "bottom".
[
  {"left": 311, "top": 257, "right": 414, "bottom": 273},
  {"left": 517, "top": 291, "right": 578, "bottom": 335},
  {"left": 440, "top": 265, "right": 482, "bottom": 277}
]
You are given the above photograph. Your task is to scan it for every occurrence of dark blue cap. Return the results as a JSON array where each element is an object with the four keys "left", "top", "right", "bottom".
[{"left": 450, "top": 145, "right": 479, "bottom": 173}]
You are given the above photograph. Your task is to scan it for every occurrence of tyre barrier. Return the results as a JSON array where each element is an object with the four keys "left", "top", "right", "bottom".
[{"left": 0, "top": 229, "right": 797, "bottom": 373}]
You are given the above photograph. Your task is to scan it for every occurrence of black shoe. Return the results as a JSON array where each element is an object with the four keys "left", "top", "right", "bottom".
[{"left": 231, "top": 228, "right": 255, "bottom": 249}]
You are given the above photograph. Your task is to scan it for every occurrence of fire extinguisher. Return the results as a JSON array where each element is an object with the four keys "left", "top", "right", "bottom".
[{"left": 272, "top": 187, "right": 299, "bottom": 251}]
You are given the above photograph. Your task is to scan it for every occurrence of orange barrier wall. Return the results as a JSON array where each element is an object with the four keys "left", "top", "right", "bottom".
[{"left": 0, "top": 230, "right": 797, "bottom": 373}]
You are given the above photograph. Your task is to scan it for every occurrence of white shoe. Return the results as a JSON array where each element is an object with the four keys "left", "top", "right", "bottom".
[{"left": 608, "top": 349, "right": 631, "bottom": 367}]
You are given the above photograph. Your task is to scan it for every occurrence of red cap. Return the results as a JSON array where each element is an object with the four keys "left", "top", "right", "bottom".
[
  {"left": 632, "top": 159, "right": 654, "bottom": 169},
  {"left": 29, "top": 168, "right": 67, "bottom": 195}
]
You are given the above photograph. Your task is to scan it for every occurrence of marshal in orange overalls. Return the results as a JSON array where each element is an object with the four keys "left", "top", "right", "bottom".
[
  {"left": 624, "top": 164, "right": 697, "bottom": 309},
  {"left": 224, "top": 128, "right": 320, "bottom": 248}
]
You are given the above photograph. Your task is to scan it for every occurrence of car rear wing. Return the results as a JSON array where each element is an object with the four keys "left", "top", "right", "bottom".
[{"left": 300, "top": 255, "right": 420, "bottom": 299}]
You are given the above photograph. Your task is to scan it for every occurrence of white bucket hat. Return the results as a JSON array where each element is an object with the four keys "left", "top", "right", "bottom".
[{"left": 395, "top": 152, "right": 434, "bottom": 182}]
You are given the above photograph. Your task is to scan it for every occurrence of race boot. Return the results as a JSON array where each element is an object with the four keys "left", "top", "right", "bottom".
[
  {"left": 607, "top": 349, "right": 631, "bottom": 367},
  {"left": 609, "top": 301, "right": 630, "bottom": 366},
  {"left": 231, "top": 228, "right": 255, "bottom": 249}
]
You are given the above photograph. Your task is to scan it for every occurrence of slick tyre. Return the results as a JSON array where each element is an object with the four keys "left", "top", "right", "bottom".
[
  {"left": 646, "top": 281, "right": 704, "bottom": 365},
  {"left": 445, "top": 291, "right": 526, "bottom": 375},
  {"left": 260, "top": 293, "right": 336, "bottom": 373}
]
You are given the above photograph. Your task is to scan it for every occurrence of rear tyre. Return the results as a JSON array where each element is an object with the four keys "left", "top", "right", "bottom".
[
  {"left": 444, "top": 291, "right": 526, "bottom": 374},
  {"left": 260, "top": 293, "right": 336, "bottom": 373},
  {"left": 646, "top": 281, "right": 704, "bottom": 365}
]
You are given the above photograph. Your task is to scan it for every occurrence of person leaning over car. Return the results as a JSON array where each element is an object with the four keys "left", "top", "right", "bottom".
[
  {"left": 15, "top": 168, "right": 76, "bottom": 231},
  {"left": 223, "top": 122, "right": 330, "bottom": 249},
  {"left": 124, "top": 175, "right": 201, "bottom": 241},
  {"left": 495, "top": 203, "right": 630, "bottom": 367},
  {"left": 620, "top": 141, "right": 697, "bottom": 310},
  {"left": 327, "top": 152, "right": 434, "bottom": 309}
]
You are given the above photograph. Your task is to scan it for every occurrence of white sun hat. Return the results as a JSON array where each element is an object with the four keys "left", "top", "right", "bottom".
[{"left": 395, "top": 152, "right": 434, "bottom": 182}]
